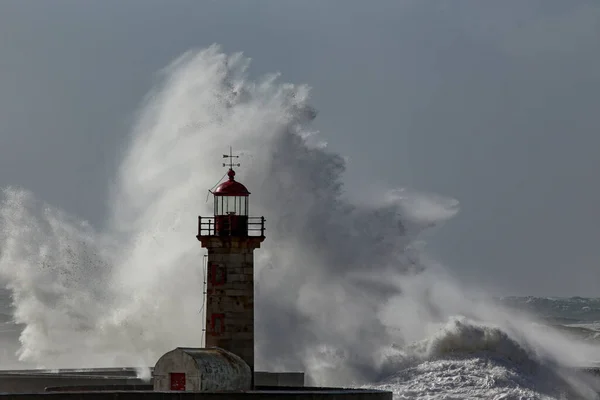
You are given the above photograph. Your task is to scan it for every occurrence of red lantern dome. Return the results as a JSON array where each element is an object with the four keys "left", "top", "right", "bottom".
[{"left": 213, "top": 169, "right": 250, "bottom": 196}]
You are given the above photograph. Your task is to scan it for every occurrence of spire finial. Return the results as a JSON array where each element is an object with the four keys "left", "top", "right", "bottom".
[{"left": 222, "top": 146, "right": 240, "bottom": 181}]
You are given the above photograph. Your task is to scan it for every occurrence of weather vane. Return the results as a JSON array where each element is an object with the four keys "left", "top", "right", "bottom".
[{"left": 222, "top": 146, "right": 241, "bottom": 169}]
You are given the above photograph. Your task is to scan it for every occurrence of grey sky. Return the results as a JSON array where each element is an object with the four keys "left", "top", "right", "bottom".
[{"left": 0, "top": 1, "right": 599, "bottom": 297}]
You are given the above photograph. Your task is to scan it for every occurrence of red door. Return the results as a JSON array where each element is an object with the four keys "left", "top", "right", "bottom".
[{"left": 170, "top": 372, "right": 186, "bottom": 391}]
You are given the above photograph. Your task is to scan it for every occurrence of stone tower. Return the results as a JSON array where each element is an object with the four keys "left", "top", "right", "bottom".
[{"left": 196, "top": 149, "right": 265, "bottom": 375}]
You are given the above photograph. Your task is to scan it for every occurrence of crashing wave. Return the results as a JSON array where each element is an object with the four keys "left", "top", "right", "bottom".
[
  {"left": 372, "top": 318, "right": 600, "bottom": 399},
  {"left": 1, "top": 45, "right": 600, "bottom": 398}
]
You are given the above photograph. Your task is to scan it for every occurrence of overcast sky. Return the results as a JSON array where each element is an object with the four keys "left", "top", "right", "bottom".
[{"left": 0, "top": 1, "right": 599, "bottom": 297}]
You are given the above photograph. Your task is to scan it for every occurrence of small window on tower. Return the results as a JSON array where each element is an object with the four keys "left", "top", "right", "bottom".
[
  {"left": 209, "top": 263, "right": 227, "bottom": 286},
  {"left": 211, "top": 313, "right": 225, "bottom": 336}
]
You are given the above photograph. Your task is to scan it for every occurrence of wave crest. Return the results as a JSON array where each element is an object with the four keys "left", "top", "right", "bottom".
[
  {"left": 421, "top": 318, "right": 531, "bottom": 365},
  {"left": 376, "top": 318, "right": 600, "bottom": 399}
]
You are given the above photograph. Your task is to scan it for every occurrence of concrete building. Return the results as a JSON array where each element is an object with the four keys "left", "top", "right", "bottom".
[
  {"left": 153, "top": 347, "right": 251, "bottom": 391},
  {"left": 196, "top": 152, "right": 265, "bottom": 375}
]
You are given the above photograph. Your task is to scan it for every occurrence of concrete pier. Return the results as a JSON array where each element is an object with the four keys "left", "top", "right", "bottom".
[
  {"left": 0, "top": 369, "right": 305, "bottom": 394},
  {"left": 5, "top": 390, "right": 392, "bottom": 400}
]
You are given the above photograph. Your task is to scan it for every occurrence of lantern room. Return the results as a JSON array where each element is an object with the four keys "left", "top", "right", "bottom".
[
  {"left": 197, "top": 148, "right": 265, "bottom": 240},
  {"left": 211, "top": 168, "right": 250, "bottom": 236},
  {"left": 213, "top": 169, "right": 250, "bottom": 215}
]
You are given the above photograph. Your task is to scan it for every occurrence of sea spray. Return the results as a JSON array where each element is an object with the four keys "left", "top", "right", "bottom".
[
  {"left": 0, "top": 45, "right": 599, "bottom": 398},
  {"left": 0, "top": 45, "right": 427, "bottom": 375},
  {"left": 0, "top": 187, "right": 113, "bottom": 366}
]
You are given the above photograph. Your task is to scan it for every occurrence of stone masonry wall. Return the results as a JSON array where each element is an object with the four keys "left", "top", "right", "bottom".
[{"left": 203, "top": 237, "right": 263, "bottom": 372}]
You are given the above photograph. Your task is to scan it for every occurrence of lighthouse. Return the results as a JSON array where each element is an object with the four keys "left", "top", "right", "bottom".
[{"left": 196, "top": 149, "right": 265, "bottom": 375}]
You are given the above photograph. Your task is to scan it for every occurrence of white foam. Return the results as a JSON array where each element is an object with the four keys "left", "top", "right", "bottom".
[{"left": 371, "top": 318, "right": 600, "bottom": 399}]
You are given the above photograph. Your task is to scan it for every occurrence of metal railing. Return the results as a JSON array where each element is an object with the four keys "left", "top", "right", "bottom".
[{"left": 197, "top": 216, "right": 266, "bottom": 238}]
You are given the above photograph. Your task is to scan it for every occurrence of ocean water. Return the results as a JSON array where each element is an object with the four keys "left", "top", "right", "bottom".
[
  {"left": 500, "top": 297, "right": 600, "bottom": 343},
  {"left": 1, "top": 46, "right": 599, "bottom": 399}
]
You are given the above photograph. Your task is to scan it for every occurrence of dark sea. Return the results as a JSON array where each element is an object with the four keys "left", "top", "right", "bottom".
[{"left": 499, "top": 296, "right": 600, "bottom": 344}]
